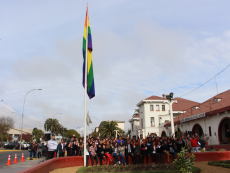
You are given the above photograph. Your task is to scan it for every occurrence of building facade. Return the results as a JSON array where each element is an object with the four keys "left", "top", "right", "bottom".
[
  {"left": 129, "top": 90, "right": 230, "bottom": 145},
  {"left": 129, "top": 95, "right": 198, "bottom": 138}
]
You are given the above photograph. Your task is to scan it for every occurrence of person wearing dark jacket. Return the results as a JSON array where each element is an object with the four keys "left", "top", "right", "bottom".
[
  {"left": 198, "top": 136, "right": 206, "bottom": 151},
  {"left": 156, "top": 141, "right": 164, "bottom": 164},
  {"left": 32, "top": 142, "right": 38, "bottom": 158},
  {"left": 141, "top": 141, "right": 149, "bottom": 164},
  {"left": 57, "top": 139, "right": 66, "bottom": 157},
  {"left": 66, "top": 143, "right": 73, "bottom": 156},
  {"left": 29, "top": 141, "right": 33, "bottom": 160},
  {"left": 97, "top": 140, "right": 105, "bottom": 165},
  {"left": 169, "top": 140, "right": 177, "bottom": 160},
  {"left": 177, "top": 137, "right": 185, "bottom": 152},
  {"left": 162, "top": 140, "right": 171, "bottom": 163},
  {"left": 125, "top": 140, "right": 134, "bottom": 165},
  {"left": 149, "top": 141, "right": 157, "bottom": 164},
  {"left": 133, "top": 143, "right": 141, "bottom": 164}
]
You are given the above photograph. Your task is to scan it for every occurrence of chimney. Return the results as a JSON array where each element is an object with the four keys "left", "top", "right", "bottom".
[{"left": 162, "top": 94, "right": 165, "bottom": 99}]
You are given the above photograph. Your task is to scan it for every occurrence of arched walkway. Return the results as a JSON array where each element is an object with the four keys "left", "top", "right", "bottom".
[
  {"left": 218, "top": 117, "right": 230, "bottom": 144},
  {"left": 161, "top": 131, "right": 166, "bottom": 137},
  {"left": 192, "top": 123, "right": 203, "bottom": 137}
]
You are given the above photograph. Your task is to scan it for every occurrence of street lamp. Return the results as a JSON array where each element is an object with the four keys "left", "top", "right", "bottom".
[
  {"left": 165, "top": 92, "right": 177, "bottom": 137},
  {"left": 51, "top": 113, "right": 62, "bottom": 136},
  {"left": 20, "top": 89, "right": 42, "bottom": 150},
  {"left": 114, "top": 129, "right": 119, "bottom": 138}
]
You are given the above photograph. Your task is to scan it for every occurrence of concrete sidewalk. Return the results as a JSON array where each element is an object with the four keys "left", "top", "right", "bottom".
[{"left": 0, "top": 159, "right": 41, "bottom": 173}]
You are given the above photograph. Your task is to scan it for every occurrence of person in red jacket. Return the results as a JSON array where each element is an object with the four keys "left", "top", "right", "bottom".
[{"left": 190, "top": 135, "right": 198, "bottom": 153}]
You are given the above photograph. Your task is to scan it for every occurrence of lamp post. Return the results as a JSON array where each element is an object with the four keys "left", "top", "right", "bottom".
[
  {"left": 20, "top": 89, "right": 42, "bottom": 150},
  {"left": 51, "top": 113, "right": 62, "bottom": 137},
  {"left": 114, "top": 130, "right": 119, "bottom": 138},
  {"left": 165, "top": 92, "right": 177, "bottom": 137}
]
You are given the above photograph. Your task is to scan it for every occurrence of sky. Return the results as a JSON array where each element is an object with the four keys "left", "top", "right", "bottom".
[{"left": 0, "top": 0, "right": 230, "bottom": 135}]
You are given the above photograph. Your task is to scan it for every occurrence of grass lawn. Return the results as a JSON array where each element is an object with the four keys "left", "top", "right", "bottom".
[{"left": 77, "top": 165, "right": 201, "bottom": 173}]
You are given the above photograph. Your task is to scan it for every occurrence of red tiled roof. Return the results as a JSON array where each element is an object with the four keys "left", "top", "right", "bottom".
[
  {"left": 145, "top": 95, "right": 166, "bottom": 100},
  {"left": 133, "top": 114, "right": 140, "bottom": 118},
  {"left": 165, "top": 89, "right": 230, "bottom": 127},
  {"left": 172, "top": 97, "right": 200, "bottom": 111}
]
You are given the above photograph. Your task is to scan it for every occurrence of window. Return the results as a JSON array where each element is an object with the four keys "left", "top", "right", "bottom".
[
  {"left": 162, "top": 105, "right": 165, "bottom": 111},
  {"left": 151, "top": 117, "right": 155, "bottom": 126},
  {"left": 141, "top": 119, "right": 143, "bottom": 128},
  {"left": 209, "top": 126, "right": 212, "bottom": 136},
  {"left": 150, "top": 105, "right": 154, "bottom": 111},
  {"left": 156, "top": 105, "right": 160, "bottom": 111},
  {"left": 132, "top": 123, "right": 133, "bottom": 131},
  {"left": 165, "top": 120, "right": 169, "bottom": 122}
]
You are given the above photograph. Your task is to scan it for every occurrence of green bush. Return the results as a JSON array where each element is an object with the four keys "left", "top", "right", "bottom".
[
  {"left": 210, "top": 149, "right": 215, "bottom": 152},
  {"left": 219, "top": 149, "right": 226, "bottom": 151},
  {"left": 208, "top": 160, "right": 230, "bottom": 168},
  {"left": 173, "top": 147, "right": 195, "bottom": 173}
]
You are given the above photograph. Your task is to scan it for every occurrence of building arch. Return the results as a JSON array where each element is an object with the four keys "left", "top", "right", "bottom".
[
  {"left": 192, "top": 123, "right": 204, "bottom": 137},
  {"left": 218, "top": 117, "right": 230, "bottom": 144},
  {"left": 161, "top": 131, "right": 166, "bottom": 137}
]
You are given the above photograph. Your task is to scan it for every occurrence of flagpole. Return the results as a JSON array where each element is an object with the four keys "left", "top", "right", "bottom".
[{"left": 84, "top": 2, "right": 88, "bottom": 167}]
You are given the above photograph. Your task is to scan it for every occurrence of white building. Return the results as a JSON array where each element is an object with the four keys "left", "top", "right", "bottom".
[
  {"left": 129, "top": 94, "right": 198, "bottom": 138},
  {"left": 164, "top": 90, "right": 230, "bottom": 145}
]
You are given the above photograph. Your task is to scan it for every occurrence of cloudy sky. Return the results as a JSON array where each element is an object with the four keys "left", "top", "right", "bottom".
[{"left": 0, "top": 0, "right": 230, "bottom": 134}]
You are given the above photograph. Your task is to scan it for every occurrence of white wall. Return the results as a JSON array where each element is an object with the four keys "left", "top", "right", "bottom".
[{"left": 176, "top": 111, "right": 230, "bottom": 145}]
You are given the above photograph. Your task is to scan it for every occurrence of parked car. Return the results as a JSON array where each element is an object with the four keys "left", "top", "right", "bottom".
[
  {"left": 4, "top": 142, "right": 20, "bottom": 149},
  {"left": 21, "top": 142, "right": 30, "bottom": 150},
  {"left": 4, "top": 142, "right": 9, "bottom": 146}
]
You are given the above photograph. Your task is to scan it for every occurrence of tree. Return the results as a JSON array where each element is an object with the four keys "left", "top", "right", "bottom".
[
  {"left": 44, "top": 118, "right": 62, "bottom": 135},
  {"left": 132, "top": 108, "right": 140, "bottom": 117},
  {"left": 32, "top": 128, "right": 44, "bottom": 143},
  {"left": 98, "top": 121, "right": 124, "bottom": 139},
  {"left": 0, "top": 116, "right": 14, "bottom": 148},
  {"left": 18, "top": 134, "right": 31, "bottom": 142},
  {"left": 90, "top": 132, "right": 99, "bottom": 139},
  {"left": 64, "top": 129, "right": 80, "bottom": 139}
]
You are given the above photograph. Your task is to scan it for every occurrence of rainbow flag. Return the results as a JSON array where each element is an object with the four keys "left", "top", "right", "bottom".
[{"left": 82, "top": 7, "right": 95, "bottom": 99}]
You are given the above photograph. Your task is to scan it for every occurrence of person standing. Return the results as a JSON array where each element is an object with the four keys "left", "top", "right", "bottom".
[
  {"left": 156, "top": 141, "right": 164, "bottom": 164},
  {"left": 58, "top": 139, "right": 66, "bottom": 157},
  {"left": 97, "top": 140, "right": 105, "bottom": 165},
  {"left": 141, "top": 141, "right": 148, "bottom": 164},
  {"left": 138, "top": 134, "right": 147, "bottom": 146},
  {"left": 190, "top": 135, "right": 199, "bottom": 153},
  {"left": 47, "top": 135, "right": 58, "bottom": 159},
  {"left": 184, "top": 138, "right": 191, "bottom": 153},
  {"left": 133, "top": 143, "right": 141, "bottom": 164},
  {"left": 149, "top": 141, "right": 157, "bottom": 164},
  {"left": 28, "top": 141, "right": 33, "bottom": 160},
  {"left": 226, "top": 129, "right": 230, "bottom": 145},
  {"left": 89, "top": 142, "right": 98, "bottom": 166},
  {"left": 32, "top": 142, "right": 38, "bottom": 158},
  {"left": 125, "top": 140, "right": 134, "bottom": 165}
]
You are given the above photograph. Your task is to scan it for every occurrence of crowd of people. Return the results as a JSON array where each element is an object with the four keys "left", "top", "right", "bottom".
[{"left": 45, "top": 132, "right": 206, "bottom": 166}]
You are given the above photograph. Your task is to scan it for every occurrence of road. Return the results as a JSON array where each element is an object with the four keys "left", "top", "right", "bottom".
[{"left": 0, "top": 150, "right": 30, "bottom": 168}]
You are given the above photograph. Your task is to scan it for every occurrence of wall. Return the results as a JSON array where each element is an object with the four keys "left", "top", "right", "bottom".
[
  {"left": 142, "top": 101, "right": 170, "bottom": 136},
  {"left": 177, "top": 111, "right": 230, "bottom": 145},
  {"left": 117, "top": 122, "right": 125, "bottom": 131}
]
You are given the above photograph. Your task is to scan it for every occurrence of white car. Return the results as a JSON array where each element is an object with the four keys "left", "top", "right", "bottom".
[{"left": 21, "top": 142, "right": 30, "bottom": 150}]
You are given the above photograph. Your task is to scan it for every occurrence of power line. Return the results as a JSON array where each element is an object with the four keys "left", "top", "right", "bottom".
[{"left": 179, "top": 64, "right": 230, "bottom": 98}]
